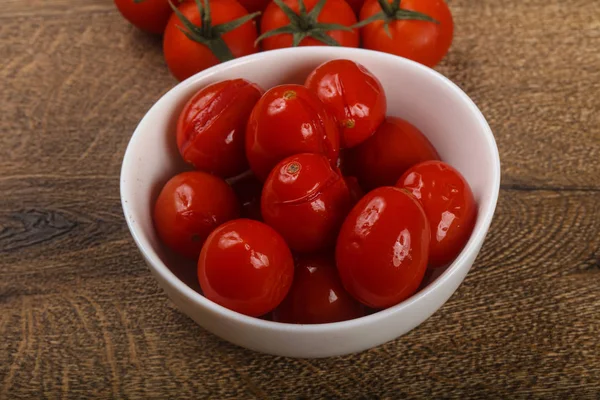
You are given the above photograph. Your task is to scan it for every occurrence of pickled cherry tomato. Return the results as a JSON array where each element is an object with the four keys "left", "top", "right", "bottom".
[
  {"left": 345, "top": 117, "right": 440, "bottom": 190},
  {"left": 245, "top": 84, "right": 340, "bottom": 181},
  {"left": 198, "top": 219, "right": 294, "bottom": 317},
  {"left": 305, "top": 59, "right": 386, "bottom": 148},
  {"left": 153, "top": 171, "right": 239, "bottom": 259},
  {"left": 177, "top": 79, "right": 263, "bottom": 178},
  {"left": 261, "top": 153, "right": 352, "bottom": 253},
  {"left": 397, "top": 161, "right": 477, "bottom": 268},
  {"left": 273, "top": 255, "right": 364, "bottom": 324},
  {"left": 336, "top": 186, "right": 430, "bottom": 308}
]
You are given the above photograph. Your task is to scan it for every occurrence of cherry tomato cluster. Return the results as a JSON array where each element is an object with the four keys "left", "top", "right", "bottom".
[
  {"left": 114, "top": 0, "right": 453, "bottom": 81},
  {"left": 153, "top": 59, "right": 476, "bottom": 322}
]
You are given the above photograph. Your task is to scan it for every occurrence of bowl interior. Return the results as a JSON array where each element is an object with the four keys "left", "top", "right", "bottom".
[{"left": 121, "top": 47, "right": 499, "bottom": 323}]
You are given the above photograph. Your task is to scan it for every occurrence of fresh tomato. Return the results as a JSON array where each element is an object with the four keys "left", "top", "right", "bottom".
[
  {"left": 258, "top": 0, "right": 359, "bottom": 50},
  {"left": 273, "top": 254, "right": 364, "bottom": 324},
  {"left": 176, "top": 79, "right": 263, "bottom": 178},
  {"left": 114, "top": 0, "right": 174, "bottom": 34},
  {"left": 198, "top": 219, "right": 294, "bottom": 316},
  {"left": 231, "top": 172, "right": 263, "bottom": 221},
  {"left": 305, "top": 59, "right": 386, "bottom": 148},
  {"left": 358, "top": 0, "right": 453, "bottom": 67},
  {"left": 237, "top": 0, "right": 271, "bottom": 13},
  {"left": 262, "top": 153, "right": 352, "bottom": 253},
  {"left": 345, "top": 117, "right": 440, "bottom": 191},
  {"left": 153, "top": 171, "right": 240, "bottom": 259},
  {"left": 246, "top": 84, "right": 340, "bottom": 181},
  {"left": 163, "top": 0, "right": 260, "bottom": 81},
  {"left": 336, "top": 186, "right": 430, "bottom": 308},
  {"left": 397, "top": 161, "right": 477, "bottom": 268}
]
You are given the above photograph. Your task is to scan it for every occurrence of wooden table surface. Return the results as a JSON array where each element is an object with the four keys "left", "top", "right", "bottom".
[{"left": 1, "top": 0, "right": 599, "bottom": 398}]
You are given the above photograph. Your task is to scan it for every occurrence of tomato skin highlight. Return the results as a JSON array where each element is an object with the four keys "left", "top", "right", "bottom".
[
  {"left": 345, "top": 117, "right": 440, "bottom": 191},
  {"left": 198, "top": 219, "right": 294, "bottom": 317},
  {"left": 261, "top": 153, "right": 353, "bottom": 253},
  {"left": 176, "top": 79, "right": 263, "bottom": 178},
  {"left": 397, "top": 161, "right": 477, "bottom": 268},
  {"left": 163, "top": 0, "right": 259, "bottom": 81},
  {"left": 336, "top": 186, "right": 430, "bottom": 309},
  {"left": 260, "top": 0, "right": 359, "bottom": 50},
  {"left": 153, "top": 171, "right": 240, "bottom": 259},
  {"left": 306, "top": 59, "right": 386, "bottom": 148},
  {"left": 246, "top": 84, "right": 340, "bottom": 181},
  {"left": 359, "top": 0, "right": 454, "bottom": 67},
  {"left": 114, "top": 0, "right": 173, "bottom": 34},
  {"left": 273, "top": 254, "right": 364, "bottom": 324}
]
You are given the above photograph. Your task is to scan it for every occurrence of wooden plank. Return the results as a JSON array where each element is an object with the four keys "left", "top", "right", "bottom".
[
  {"left": 0, "top": 0, "right": 113, "bottom": 17},
  {"left": 1, "top": 1, "right": 598, "bottom": 188},
  {"left": 1, "top": 190, "right": 598, "bottom": 398},
  {"left": 1, "top": 0, "right": 599, "bottom": 397}
]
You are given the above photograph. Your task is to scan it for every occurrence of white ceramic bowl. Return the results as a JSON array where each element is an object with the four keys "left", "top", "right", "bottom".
[{"left": 120, "top": 47, "right": 500, "bottom": 358}]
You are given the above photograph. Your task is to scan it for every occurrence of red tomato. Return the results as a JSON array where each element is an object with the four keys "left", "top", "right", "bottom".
[
  {"left": 306, "top": 60, "right": 386, "bottom": 148},
  {"left": 231, "top": 173, "right": 263, "bottom": 221},
  {"left": 198, "top": 219, "right": 294, "bottom": 316},
  {"left": 336, "top": 186, "right": 430, "bottom": 308},
  {"left": 153, "top": 171, "right": 240, "bottom": 259},
  {"left": 397, "top": 161, "right": 477, "bottom": 268},
  {"left": 259, "top": 0, "right": 359, "bottom": 50},
  {"left": 358, "top": 0, "right": 453, "bottom": 67},
  {"left": 114, "top": 0, "right": 173, "bottom": 34},
  {"left": 237, "top": 0, "right": 271, "bottom": 13},
  {"left": 176, "top": 79, "right": 263, "bottom": 178},
  {"left": 246, "top": 84, "right": 340, "bottom": 181},
  {"left": 273, "top": 255, "right": 364, "bottom": 324},
  {"left": 345, "top": 117, "right": 440, "bottom": 191},
  {"left": 262, "top": 153, "right": 352, "bottom": 253},
  {"left": 163, "top": 0, "right": 259, "bottom": 81}
]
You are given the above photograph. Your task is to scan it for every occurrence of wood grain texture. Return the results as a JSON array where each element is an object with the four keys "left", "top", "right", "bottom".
[{"left": 1, "top": 0, "right": 599, "bottom": 398}]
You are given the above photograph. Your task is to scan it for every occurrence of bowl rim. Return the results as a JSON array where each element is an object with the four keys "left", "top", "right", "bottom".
[{"left": 120, "top": 46, "right": 501, "bottom": 333}]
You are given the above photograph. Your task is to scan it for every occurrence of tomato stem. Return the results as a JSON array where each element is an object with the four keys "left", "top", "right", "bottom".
[
  {"left": 352, "top": 0, "right": 438, "bottom": 32},
  {"left": 379, "top": 0, "right": 394, "bottom": 15},
  {"left": 283, "top": 90, "right": 297, "bottom": 99},
  {"left": 286, "top": 162, "right": 301, "bottom": 174},
  {"left": 256, "top": 0, "right": 354, "bottom": 47},
  {"left": 169, "top": 0, "right": 260, "bottom": 63}
]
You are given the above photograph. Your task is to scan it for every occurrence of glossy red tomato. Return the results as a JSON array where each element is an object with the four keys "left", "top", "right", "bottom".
[
  {"left": 246, "top": 84, "right": 340, "bottom": 181},
  {"left": 336, "top": 186, "right": 430, "bottom": 308},
  {"left": 305, "top": 59, "right": 386, "bottom": 148},
  {"left": 231, "top": 172, "right": 263, "bottom": 221},
  {"left": 198, "top": 219, "right": 294, "bottom": 316},
  {"left": 345, "top": 117, "right": 440, "bottom": 191},
  {"left": 262, "top": 153, "right": 352, "bottom": 253},
  {"left": 397, "top": 161, "right": 477, "bottom": 268},
  {"left": 358, "top": 0, "right": 453, "bottom": 67},
  {"left": 163, "top": 0, "right": 259, "bottom": 81},
  {"left": 114, "top": 0, "right": 173, "bottom": 34},
  {"left": 176, "top": 79, "right": 263, "bottom": 178},
  {"left": 153, "top": 171, "right": 240, "bottom": 259},
  {"left": 259, "top": 0, "right": 358, "bottom": 50},
  {"left": 273, "top": 255, "right": 364, "bottom": 324}
]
